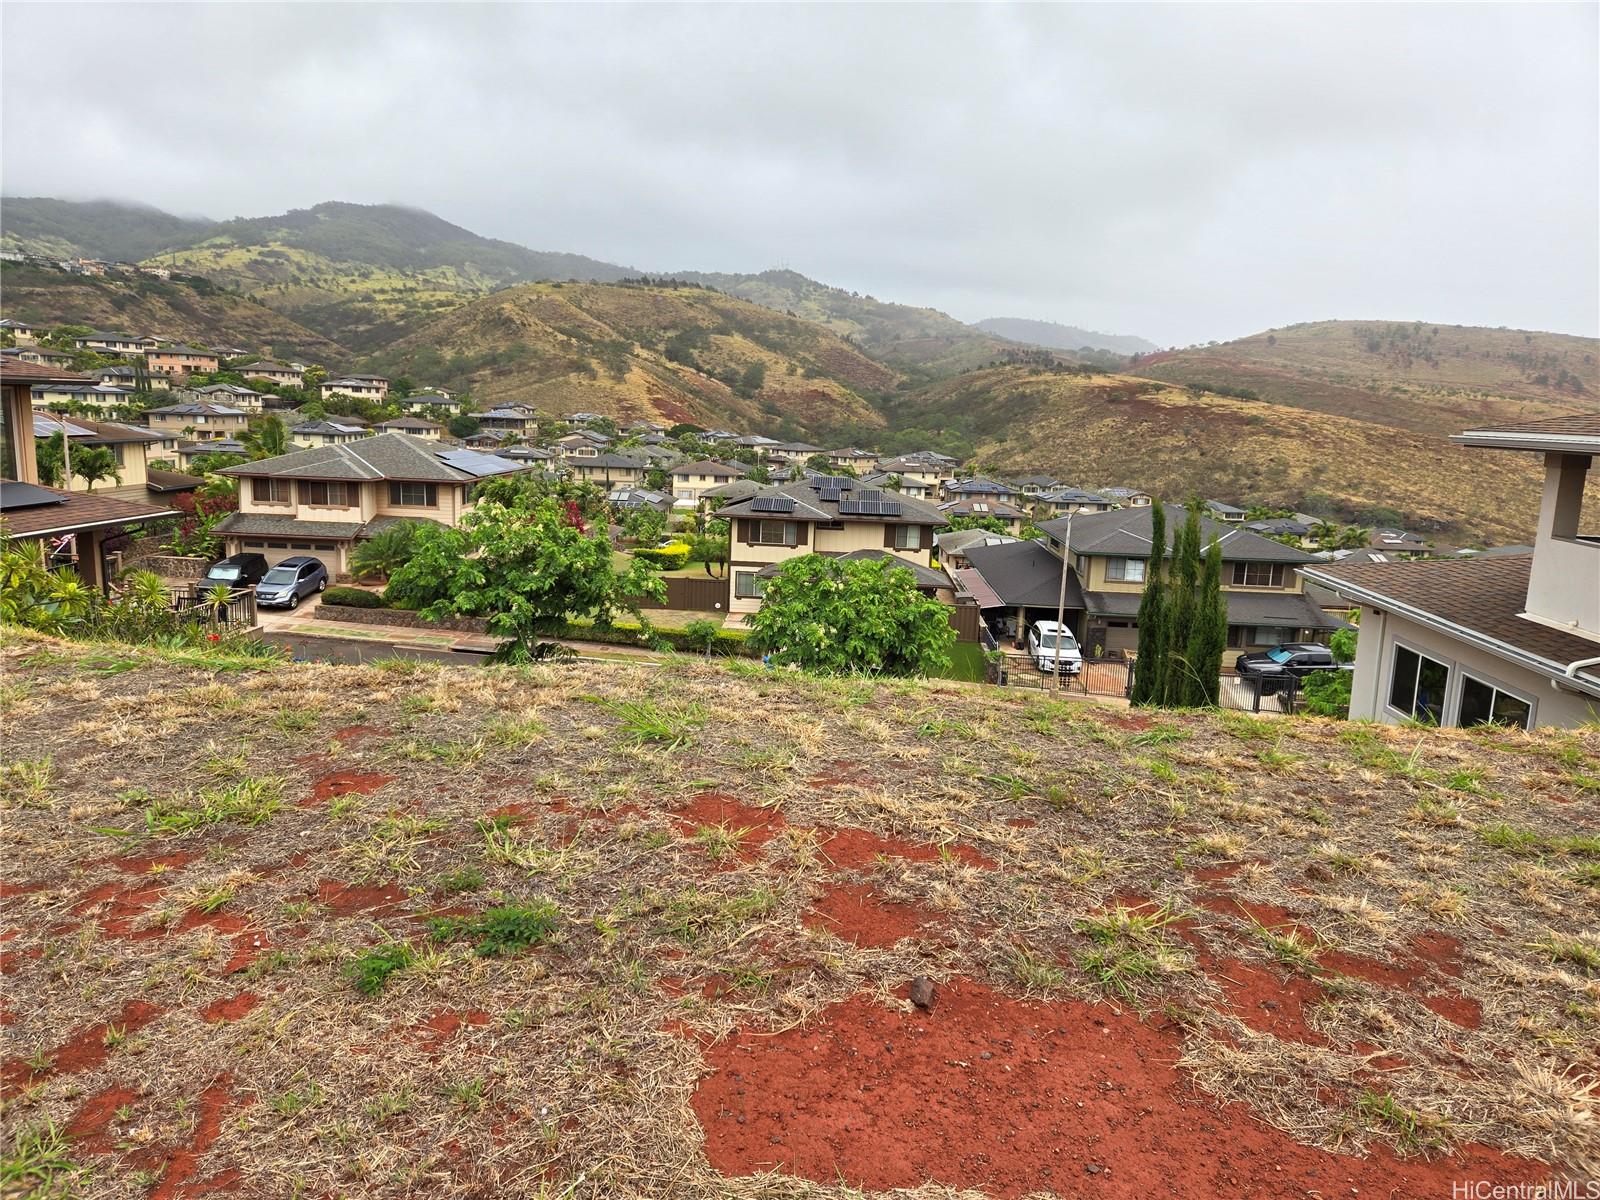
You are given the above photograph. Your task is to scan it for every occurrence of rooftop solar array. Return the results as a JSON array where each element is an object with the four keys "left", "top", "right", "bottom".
[
  {"left": 813, "top": 476, "right": 855, "bottom": 492},
  {"left": 750, "top": 495, "right": 796, "bottom": 513},
  {"left": 838, "top": 489, "right": 904, "bottom": 517}
]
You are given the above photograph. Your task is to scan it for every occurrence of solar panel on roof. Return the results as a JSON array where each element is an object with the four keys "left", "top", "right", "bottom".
[
  {"left": 750, "top": 495, "right": 796, "bottom": 513},
  {"left": 0, "top": 481, "right": 69, "bottom": 512},
  {"left": 817, "top": 488, "right": 842, "bottom": 503},
  {"left": 814, "top": 475, "right": 855, "bottom": 491}
]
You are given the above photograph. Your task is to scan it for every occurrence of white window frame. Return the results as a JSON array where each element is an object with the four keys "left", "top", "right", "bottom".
[
  {"left": 1454, "top": 671, "right": 1536, "bottom": 730},
  {"left": 1386, "top": 639, "right": 1452, "bottom": 724},
  {"left": 1106, "top": 557, "right": 1147, "bottom": 583},
  {"left": 752, "top": 520, "right": 798, "bottom": 546},
  {"left": 734, "top": 571, "right": 767, "bottom": 600},
  {"left": 893, "top": 525, "right": 922, "bottom": 551}
]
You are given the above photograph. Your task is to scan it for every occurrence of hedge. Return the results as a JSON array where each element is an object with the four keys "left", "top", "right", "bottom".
[
  {"left": 552, "top": 620, "right": 755, "bottom": 657},
  {"left": 634, "top": 542, "right": 691, "bottom": 570},
  {"left": 321, "top": 586, "right": 386, "bottom": 609}
]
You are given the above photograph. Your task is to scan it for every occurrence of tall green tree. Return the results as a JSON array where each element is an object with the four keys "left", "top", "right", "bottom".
[
  {"left": 1159, "top": 505, "right": 1203, "bottom": 706},
  {"left": 746, "top": 554, "right": 954, "bottom": 677},
  {"left": 73, "top": 446, "right": 121, "bottom": 492},
  {"left": 1183, "top": 536, "right": 1228, "bottom": 706},
  {"left": 244, "top": 414, "right": 290, "bottom": 460},
  {"left": 1131, "top": 504, "right": 1167, "bottom": 705}
]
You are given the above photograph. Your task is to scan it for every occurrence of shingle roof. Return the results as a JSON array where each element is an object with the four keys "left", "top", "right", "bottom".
[
  {"left": 1044, "top": 504, "right": 1315, "bottom": 563},
  {"left": 950, "top": 566, "right": 1005, "bottom": 609},
  {"left": 715, "top": 477, "right": 947, "bottom": 528},
  {"left": 377, "top": 417, "right": 443, "bottom": 430},
  {"left": 962, "top": 540, "right": 1087, "bottom": 609},
  {"left": 146, "top": 402, "right": 247, "bottom": 417},
  {"left": 939, "top": 497, "right": 1029, "bottom": 519},
  {"left": 571, "top": 453, "right": 645, "bottom": 470},
  {"left": 33, "top": 414, "right": 161, "bottom": 445},
  {"left": 1302, "top": 555, "right": 1600, "bottom": 694},
  {"left": 1451, "top": 414, "right": 1600, "bottom": 455},
  {"left": 217, "top": 432, "right": 525, "bottom": 483},
  {"left": 673, "top": 459, "right": 746, "bottom": 477},
  {"left": 0, "top": 481, "right": 176, "bottom": 537},
  {"left": 1081, "top": 589, "right": 1336, "bottom": 629},
  {"left": 213, "top": 513, "right": 368, "bottom": 539},
  {"left": 756, "top": 548, "right": 952, "bottom": 591},
  {"left": 946, "top": 477, "right": 1015, "bottom": 495},
  {"left": 936, "top": 528, "right": 1018, "bottom": 554}
]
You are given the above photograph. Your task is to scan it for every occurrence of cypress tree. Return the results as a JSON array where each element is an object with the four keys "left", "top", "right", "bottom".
[
  {"left": 1161, "top": 505, "right": 1203, "bottom": 705},
  {"left": 1186, "top": 535, "right": 1228, "bottom": 706},
  {"left": 1131, "top": 503, "right": 1167, "bottom": 706}
]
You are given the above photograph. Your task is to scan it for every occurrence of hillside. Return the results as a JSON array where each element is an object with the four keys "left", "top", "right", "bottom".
[
  {"left": 976, "top": 316, "right": 1158, "bottom": 356},
  {"left": 2, "top": 634, "right": 1593, "bottom": 1196},
  {"left": 1130, "top": 320, "right": 1599, "bottom": 436},
  {"left": 150, "top": 202, "right": 638, "bottom": 352},
  {"left": 670, "top": 268, "right": 1095, "bottom": 377},
  {"left": 0, "top": 197, "right": 213, "bottom": 262},
  {"left": 893, "top": 366, "right": 1575, "bottom": 542},
  {"left": 368, "top": 281, "right": 897, "bottom": 435},
  {"left": 0, "top": 262, "right": 346, "bottom": 362}
]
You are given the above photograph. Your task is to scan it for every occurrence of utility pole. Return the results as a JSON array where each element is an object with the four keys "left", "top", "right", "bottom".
[{"left": 1053, "top": 510, "right": 1074, "bottom": 692}]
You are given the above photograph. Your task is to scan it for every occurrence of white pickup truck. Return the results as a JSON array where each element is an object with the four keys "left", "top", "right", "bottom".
[{"left": 1026, "top": 620, "right": 1083, "bottom": 676}]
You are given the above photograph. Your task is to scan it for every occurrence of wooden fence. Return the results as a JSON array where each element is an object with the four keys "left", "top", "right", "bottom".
[
  {"left": 948, "top": 603, "right": 983, "bottom": 643},
  {"left": 638, "top": 575, "right": 728, "bottom": 612}
]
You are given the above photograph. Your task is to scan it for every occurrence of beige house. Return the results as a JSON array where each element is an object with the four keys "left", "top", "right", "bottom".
[
  {"left": 826, "top": 447, "right": 878, "bottom": 474},
  {"left": 0, "top": 318, "right": 41, "bottom": 345},
  {"left": 1305, "top": 415, "right": 1600, "bottom": 729},
  {"left": 143, "top": 401, "right": 250, "bottom": 441},
  {"left": 73, "top": 332, "right": 145, "bottom": 357},
  {"left": 289, "top": 419, "right": 371, "bottom": 448},
  {"left": 714, "top": 479, "right": 949, "bottom": 618},
  {"left": 30, "top": 382, "right": 137, "bottom": 410},
  {"left": 377, "top": 416, "right": 443, "bottom": 439},
  {"left": 237, "top": 361, "right": 305, "bottom": 388},
  {"left": 30, "top": 413, "right": 164, "bottom": 495},
  {"left": 214, "top": 432, "right": 529, "bottom": 574},
  {"left": 194, "top": 383, "right": 267, "bottom": 411},
  {"left": 567, "top": 452, "right": 645, "bottom": 488},
  {"left": 937, "top": 496, "right": 1030, "bottom": 536},
  {"left": 321, "top": 374, "right": 389, "bottom": 403},
  {"left": 670, "top": 459, "right": 745, "bottom": 506}
]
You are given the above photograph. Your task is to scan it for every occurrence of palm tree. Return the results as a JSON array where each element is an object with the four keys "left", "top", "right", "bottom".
[{"left": 244, "top": 414, "right": 290, "bottom": 460}]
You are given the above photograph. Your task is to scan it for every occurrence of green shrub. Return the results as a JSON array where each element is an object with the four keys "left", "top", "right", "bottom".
[
  {"left": 321, "top": 586, "right": 385, "bottom": 608},
  {"left": 346, "top": 942, "right": 414, "bottom": 996},
  {"left": 680, "top": 618, "right": 721, "bottom": 654},
  {"left": 551, "top": 620, "right": 753, "bottom": 657},
  {"left": 634, "top": 542, "right": 691, "bottom": 570}
]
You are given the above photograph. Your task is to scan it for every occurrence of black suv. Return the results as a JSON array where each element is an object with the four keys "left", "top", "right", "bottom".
[
  {"left": 199, "top": 552, "right": 270, "bottom": 590},
  {"left": 1235, "top": 642, "right": 1338, "bottom": 695}
]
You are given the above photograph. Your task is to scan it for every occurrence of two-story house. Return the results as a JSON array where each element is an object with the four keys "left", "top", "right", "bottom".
[
  {"left": 961, "top": 504, "right": 1335, "bottom": 655},
  {"left": 861, "top": 469, "right": 936, "bottom": 502},
  {"left": 402, "top": 391, "right": 464, "bottom": 414},
  {"left": 195, "top": 383, "right": 267, "bottom": 411},
  {"left": 714, "top": 476, "right": 949, "bottom": 618},
  {"left": 942, "top": 476, "right": 1017, "bottom": 504},
  {"left": 31, "top": 413, "right": 167, "bottom": 496},
  {"left": 762, "top": 441, "right": 825, "bottom": 467},
  {"left": 557, "top": 430, "right": 613, "bottom": 461},
  {"left": 1304, "top": 415, "right": 1600, "bottom": 729},
  {"left": 88, "top": 365, "right": 169, "bottom": 392},
  {"left": 146, "top": 344, "right": 221, "bottom": 378},
  {"left": 478, "top": 406, "right": 540, "bottom": 438},
  {"left": 236, "top": 361, "right": 305, "bottom": 388},
  {"left": 142, "top": 401, "right": 251, "bottom": 441},
  {"left": 670, "top": 459, "right": 746, "bottom": 507},
  {"left": 1037, "top": 489, "right": 1116, "bottom": 518},
  {"left": 376, "top": 416, "right": 443, "bottom": 440},
  {"left": 826, "top": 447, "right": 878, "bottom": 474},
  {"left": 290, "top": 419, "right": 372, "bottom": 448},
  {"left": 73, "top": 331, "right": 145, "bottom": 357},
  {"left": 214, "top": 432, "right": 529, "bottom": 574},
  {"left": 0, "top": 318, "right": 41, "bottom": 345},
  {"left": 320, "top": 374, "right": 389, "bottom": 403},
  {"left": 937, "top": 495, "right": 1030, "bottom": 535},
  {"left": 566, "top": 452, "right": 645, "bottom": 488},
  {"left": 1098, "top": 487, "right": 1153, "bottom": 508},
  {"left": 30, "top": 382, "right": 137, "bottom": 410},
  {"left": 876, "top": 455, "right": 949, "bottom": 493}
]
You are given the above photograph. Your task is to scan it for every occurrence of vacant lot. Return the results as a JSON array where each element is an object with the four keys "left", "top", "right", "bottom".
[{"left": 2, "top": 633, "right": 1596, "bottom": 1197}]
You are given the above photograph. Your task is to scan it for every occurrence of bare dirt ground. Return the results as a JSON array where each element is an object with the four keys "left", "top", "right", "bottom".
[{"left": 1, "top": 632, "right": 1596, "bottom": 1198}]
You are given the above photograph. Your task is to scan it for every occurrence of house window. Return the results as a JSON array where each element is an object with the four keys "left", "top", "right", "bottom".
[
  {"left": 1105, "top": 557, "right": 1147, "bottom": 583},
  {"left": 734, "top": 571, "right": 768, "bottom": 599},
  {"left": 389, "top": 482, "right": 437, "bottom": 507},
  {"left": 301, "top": 481, "right": 357, "bottom": 507},
  {"left": 252, "top": 478, "right": 290, "bottom": 504},
  {"left": 1231, "top": 562, "right": 1286, "bottom": 587},
  {"left": 893, "top": 525, "right": 922, "bottom": 551},
  {"left": 1457, "top": 675, "right": 1532, "bottom": 730},
  {"left": 1388, "top": 644, "right": 1450, "bottom": 723},
  {"left": 1228, "top": 625, "right": 1296, "bottom": 649},
  {"left": 752, "top": 520, "right": 799, "bottom": 546}
]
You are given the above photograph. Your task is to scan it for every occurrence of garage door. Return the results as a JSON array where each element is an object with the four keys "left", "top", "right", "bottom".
[
  {"left": 239, "top": 539, "right": 340, "bottom": 570},
  {"left": 1104, "top": 621, "right": 1138, "bottom": 654}
]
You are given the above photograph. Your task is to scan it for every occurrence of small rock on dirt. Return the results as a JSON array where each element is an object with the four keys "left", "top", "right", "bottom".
[{"left": 909, "top": 976, "right": 936, "bottom": 1011}]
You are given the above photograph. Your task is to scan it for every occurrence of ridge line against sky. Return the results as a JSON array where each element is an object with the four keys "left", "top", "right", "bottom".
[{"left": 2, "top": 2, "right": 1596, "bottom": 345}]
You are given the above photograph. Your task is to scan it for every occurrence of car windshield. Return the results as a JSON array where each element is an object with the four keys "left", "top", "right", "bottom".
[
  {"left": 1036, "top": 629, "right": 1078, "bottom": 651},
  {"left": 1266, "top": 647, "right": 1295, "bottom": 663},
  {"left": 207, "top": 565, "right": 241, "bottom": 581},
  {"left": 261, "top": 568, "right": 298, "bottom": 585}
]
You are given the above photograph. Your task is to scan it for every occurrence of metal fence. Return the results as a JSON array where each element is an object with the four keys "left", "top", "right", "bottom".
[{"left": 989, "top": 652, "right": 1133, "bottom": 697}]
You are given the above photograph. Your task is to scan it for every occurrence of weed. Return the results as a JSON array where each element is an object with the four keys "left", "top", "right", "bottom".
[
  {"left": 0, "top": 757, "right": 52, "bottom": 808},
  {"left": 604, "top": 698, "right": 705, "bottom": 750},
  {"left": 270, "top": 1079, "right": 325, "bottom": 1119},
  {"left": 694, "top": 823, "right": 751, "bottom": 864},
  {"left": 443, "top": 1078, "right": 488, "bottom": 1111},
  {"left": 438, "top": 867, "right": 485, "bottom": 895},
  {"left": 1075, "top": 903, "right": 1186, "bottom": 998},
  {"left": 1256, "top": 923, "right": 1322, "bottom": 971},
  {"left": 429, "top": 901, "right": 560, "bottom": 957},
  {"left": 364, "top": 1087, "right": 414, "bottom": 1121},
  {"left": 1, "top": 1120, "right": 79, "bottom": 1192},
  {"left": 1009, "top": 946, "right": 1069, "bottom": 993},
  {"left": 1356, "top": 1090, "right": 1447, "bottom": 1153},
  {"left": 143, "top": 778, "right": 283, "bottom": 835},
  {"left": 1530, "top": 937, "right": 1600, "bottom": 974},
  {"left": 346, "top": 942, "right": 415, "bottom": 996}
]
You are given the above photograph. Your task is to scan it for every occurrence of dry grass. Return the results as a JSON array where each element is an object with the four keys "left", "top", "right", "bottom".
[{"left": 1, "top": 631, "right": 1597, "bottom": 1196}]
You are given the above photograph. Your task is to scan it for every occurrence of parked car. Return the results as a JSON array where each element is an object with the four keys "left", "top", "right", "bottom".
[
  {"left": 1026, "top": 620, "right": 1083, "bottom": 675},
  {"left": 199, "top": 552, "right": 269, "bottom": 591},
  {"left": 253, "top": 556, "right": 329, "bottom": 609},
  {"left": 1234, "top": 642, "right": 1338, "bottom": 694}
]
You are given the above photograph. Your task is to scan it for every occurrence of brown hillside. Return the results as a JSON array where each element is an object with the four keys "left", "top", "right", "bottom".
[
  {"left": 368, "top": 282, "right": 895, "bottom": 436},
  {"left": 897, "top": 367, "right": 1579, "bottom": 543},
  {"left": 0, "top": 263, "right": 345, "bottom": 362},
  {"left": 1131, "top": 320, "right": 1598, "bottom": 435}
]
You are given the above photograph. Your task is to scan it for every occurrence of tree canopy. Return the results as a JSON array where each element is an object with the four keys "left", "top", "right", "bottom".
[{"left": 746, "top": 554, "right": 953, "bottom": 677}]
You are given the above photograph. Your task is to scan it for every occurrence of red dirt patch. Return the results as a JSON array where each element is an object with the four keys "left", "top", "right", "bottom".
[
  {"left": 332, "top": 724, "right": 387, "bottom": 743},
  {"left": 1321, "top": 949, "right": 1416, "bottom": 990},
  {"left": 67, "top": 1084, "right": 138, "bottom": 1150},
  {"left": 412, "top": 1008, "right": 491, "bottom": 1049},
  {"left": 107, "top": 850, "right": 197, "bottom": 876},
  {"left": 804, "top": 883, "right": 935, "bottom": 949},
  {"left": 1408, "top": 930, "right": 1466, "bottom": 978},
  {"left": 1208, "top": 956, "right": 1330, "bottom": 1045},
  {"left": 1105, "top": 712, "right": 1155, "bottom": 731},
  {"left": 302, "top": 770, "right": 394, "bottom": 807},
  {"left": 146, "top": 1075, "right": 242, "bottom": 1199},
  {"left": 819, "top": 827, "right": 996, "bottom": 871},
  {"left": 317, "top": 879, "right": 407, "bottom": 916},
  {"left": 2, "top": 998, "right": 164, "bottom": 1091},
  {"left": 1420, "top": 989, "right": 1483, "bottom": 1029},
  {"left": 1196, "top": 892, "right": 1315, "bottom": 939},
  {"left": 672, "top": 793, "right": 786, "bottom": 859},
  {"left": 692, "top": 979, "right": 1546, "bottom": 1198},
  {"left": 201, "top": 992, "right": 260, "bottom": 1023}
]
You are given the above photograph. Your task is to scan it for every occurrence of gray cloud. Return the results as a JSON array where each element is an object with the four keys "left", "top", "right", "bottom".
[{"left": 3, "top": 2, "right": 1595, "bottom": 345}]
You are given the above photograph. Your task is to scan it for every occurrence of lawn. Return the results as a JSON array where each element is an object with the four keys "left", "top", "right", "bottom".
[
  {"left": 937, "top": 641, "right": 989, "bottom": 683},
  {"left": 1, "top": 632, "right": 1595, "bottom": 1196}
]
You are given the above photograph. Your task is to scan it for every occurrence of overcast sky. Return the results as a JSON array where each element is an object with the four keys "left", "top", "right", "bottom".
[{"left": 2, "top": 3, "right": 1596, "bottom": 346}]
